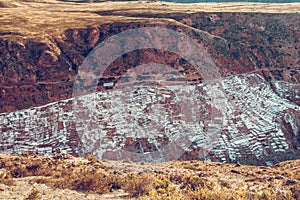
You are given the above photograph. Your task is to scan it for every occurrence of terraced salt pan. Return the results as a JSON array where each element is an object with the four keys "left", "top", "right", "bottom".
[{"left": 0, "top": 73, "right": 299, "bottom": 164}]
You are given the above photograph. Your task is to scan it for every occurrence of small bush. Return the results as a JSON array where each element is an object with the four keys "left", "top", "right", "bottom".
[
  {"left": 0, "top": 178, "right": 15, "bottom": 186},
  {"left": 32, "top": 177, "right": 51, "bottom": 185},
  {"left": 181, "top": 175, "right": 215, "bottom": 191},
  {"left": 26, "top": 189, "right": 41, "bottom": 200},
  {"left": 219, "top": 179, "right": 232, "bottom": 188},
  {"left": 291, "top": 184, "right": 300, "bottom": 200},
  {"left": 123, "top": 173, "right": 154, "bottom": 197},
  {"left": 122, "top": 173, "right": 172, "bottom": 198},
  {"left": 11, "top": 165, "right": 28, "bottom": 178},
  {"left": 259, "top": 189, "right": 277, "bottom": 200},
  {"left": 71, "top": 172, "right": 111, "bottom": 194},
  {"left": 85, "top": 153, "right": 99, "bottom": 163},
  {"left": 187, "top": 188, "right": 241, "bottom": 200}
]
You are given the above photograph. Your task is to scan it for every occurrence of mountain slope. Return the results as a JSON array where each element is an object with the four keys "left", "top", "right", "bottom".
[{"left": 0, "top": 0, "right": 299, "bottom": 165}]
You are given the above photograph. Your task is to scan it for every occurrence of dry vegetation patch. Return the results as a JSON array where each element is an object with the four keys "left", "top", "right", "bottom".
[{"left": 0, "top": 153, "right": 299, "bottom": 199}]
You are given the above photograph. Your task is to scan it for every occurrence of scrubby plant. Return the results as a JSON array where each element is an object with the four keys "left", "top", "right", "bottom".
[
  {"left": 290, "top": 184, "right": 300, "bottom": 200},
  {"left": 123, "top": 173, "right": 154, "bottom": 197},
  {"left": 71, "top": 172, "right": 111, "bottom": 194},
  {"left": 25, "top": 189, "right": 41, "bottom": 200},
  {"left": 0, "top": 169, "right": 15, "bottom": 186},
  {"left": 181, "top": 175, "right": 216, "bottom": 191},
  {"left": 259, "top": 189, "right": 277, "bottom": 200},
  {"left": 122, "top": 172, "right": 174, "bottom": 198},
  {"left": 10, "top": 164, "right": 28, "bottom": 178},
  {"left": 187, "top": 188, "right": 243, "bottom": 200},
  {"left": 219, "top": 179, "right": 232, "bottom": 188}
]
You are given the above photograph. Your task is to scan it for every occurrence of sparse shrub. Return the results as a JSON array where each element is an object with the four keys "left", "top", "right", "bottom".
[
  {"left": 26, "top": 164, "right": 40, "bottom": 172},
  {"left": 123, "top": 173, "right": 154, "bottom": 197},
  {"left": 21, "top": 151, "right": 35, "bottom": 157},
  {"left": 85, "top": 153, "right": 108, "bottom": 170},
  {"left": 187, "top": 188, "right": 241, "bottom": 200},
  {"left": 244, "top": 192, "right": 260, "bottom": 200},
  {"left": 139, "top": 187, "right": 185, "bottom": 200},
  {"left": 219, "top": 179, "right": 232, "bottom": 188},
  {"left": 31, "top": 177, "right": 52, "bottom": 185},
  {"left": 0, "top": 178, "right": 15, "bottom": 186},
  {"left": 0, "top": 169, "right": 15, "bottom": 187},
  {"left": 183, "top": 162, "right": 201, "bottom": 171},
  {"left": 71, "top": 172, "right": 114, "bottom": 194},
  {"left": 181, "top": 175, "right": 215, "bottom": 191},
  {"left": 275, "top": 190, "right": 294, "bottom": 200},
  {"left": 259, "top": 189, "right": 277, "bottom": 200},
  {"left": 290, "top": 184, "right": 300, "bottom": 200},
  {"left": 0, "top": 169, "right": 10, "bottom": 179},
  {"left": 33, "top": 165, "right": 54, "bottom": 177},
  {"left": 85, "top": 153, "right": 98, "bottom": 163},
  {"left": 0, "top": 169, "right": 14, "bottom": 186},
  {"left": 122, "top": 173, "right": 172, "bottom": 198},
  {"left": 293, "top": 169, "right": 300, "bottom": 179},
  {"left": 152, "top": 175, "right": 171, "bottom": 195},
  {"left": 168, "top": 170, "right": 184, "bottom": 184},
  {"left": 26, "top": 189, "right": 41, "bottom": 200},
  {"left": 236, "top": 189, "right": 245, "bottom": 198},
  {"left": 10, "top": 159, "right": 54, "bottom": 178},
  {"left": 11, "top": 165, "right": 28, "bottom": 178}
]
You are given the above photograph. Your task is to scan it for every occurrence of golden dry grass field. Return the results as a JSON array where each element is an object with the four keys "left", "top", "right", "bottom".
[
  {"left": 0, "top": 0, "right": 299, "bottom": 41},
  {"left": 0, "top": 152, "right": 299, "bottom": 199}
]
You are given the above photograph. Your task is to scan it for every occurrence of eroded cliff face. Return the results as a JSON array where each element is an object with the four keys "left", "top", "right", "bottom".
[
  {"left": 0, "top": 5, "right": 299, "bottom": 113},
  {"left": 0, "top": 0, "right": 299, "bottom": 165}
]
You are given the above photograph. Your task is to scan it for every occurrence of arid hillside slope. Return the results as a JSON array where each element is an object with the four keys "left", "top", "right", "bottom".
[
  {"left": 0, "top": 0, "right": 299, "bottom": 165},
  {"left": 0, "top": 0, "right": 299, "bottom": 112}
]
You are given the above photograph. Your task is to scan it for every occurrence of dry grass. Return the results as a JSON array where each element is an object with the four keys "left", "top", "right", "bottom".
[
  {"left": 0, "top": 177, "right": 15, "bottom": 186},
  {"left": 0, "top": 0, "right": 299, "bottom": 42},
  {"left": 0, "top": 152, "right": 300, "bottom": 199}
]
